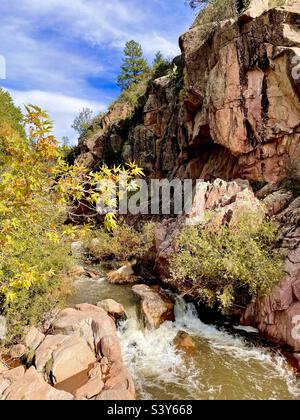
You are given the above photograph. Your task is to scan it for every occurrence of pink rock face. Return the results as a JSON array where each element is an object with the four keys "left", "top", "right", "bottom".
[
  {"left": 242, "top": 246, "right": 300, "bottom": 352},
  {"left": 239, "top": 192, "right": 300, "bottom": 359},
  {"left": 74, "top": 363, "right": 104, "bottom": 400},
  {"left": 154, "top": 217, "right": 182, "bottom": 280},
  {"left": 75, "top": 5, "right": 300, "bottom": 185}
]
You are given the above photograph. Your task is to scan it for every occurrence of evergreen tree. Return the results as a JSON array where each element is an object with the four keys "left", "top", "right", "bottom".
[
  {"left": 117, "top": 40, "right": 149, "bottom": 90},
  {"left": 61, "top": 136, "right": 70, "bottom": 147},
  {"left": 152, "top": 51, "right": 171, "bottom": 79},
  {"left": 153, "top": 51, "right": 165, "bottom": 67}
]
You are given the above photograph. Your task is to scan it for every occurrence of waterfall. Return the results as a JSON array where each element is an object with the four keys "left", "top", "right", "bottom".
[
  {"left": 71, "top": 276, "right": 300, "bottom": 400},
  {"left": 118, "top": 297, "right": 300, "bottom": 400}
]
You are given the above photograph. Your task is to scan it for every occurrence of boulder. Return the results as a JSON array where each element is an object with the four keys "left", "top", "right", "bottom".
[
  {"left": 107, "top": 264, "right": 137, "bottom": 284},
  {"left": 174, "top": 331, "right": 197, "bottom": 351},
  {"left": 50, "top": 304, "right": 135, "bottom": 399},
  {"left": 9, "top": 344, "right": 26, "bottom": 359},
  {"left": 34, "top": 334, "right": 96, "bottom": 384},
  {"left": 71, "top": 241, "right": 85, "bottom": 258},
  {"left": 51, "top": 304, "right": 116, "bottom": 353},
  {"left": 99, "top": 334, "right": 122, "bottom": 363},
  {"left": 1, "top": 303, "right": 136, "bottom": 400},
  {"left": 0, "top": 366, "right": 73, "bottom": 400},
  {"left": 24, "top": 327, "right": 45, "bottom": 352},
  {"left": 101, "top": 360, "right": 136, "bottom": 400},
  {"left": 132, "top": 285, "right": 175, "bottom": 329},
  {"left": 74, "top": 363, "right": 104, "bottom": 400},
  {"left": 51, "top": 336, "right": 96, "bottom": 385},
  {"left": 97, "top": 299, "right": 126, "bottom": 321},
  {"left": 34, "top": 334, "right": 69, "bottom": 374},
  {"left": 68, "top": 265, "right": 86, "bottom": 277}
]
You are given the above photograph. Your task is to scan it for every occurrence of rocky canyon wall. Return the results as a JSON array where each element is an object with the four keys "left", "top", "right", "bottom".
[
  {"left": 77, "top": 1, "right": 300, "bottom": 184},
  {"left": 75, "top": 1, "right": 300, "bottom": 363}
]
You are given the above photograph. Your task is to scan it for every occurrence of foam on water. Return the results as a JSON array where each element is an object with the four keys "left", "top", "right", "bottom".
[
  {"left": 118, "top": 297, "right": 300, "bottom": 400},
  {"left": 70, "top": 276, "right": 300, "bottom": 400}
]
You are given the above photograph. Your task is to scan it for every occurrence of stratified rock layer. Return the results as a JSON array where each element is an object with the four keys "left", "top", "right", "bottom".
[
  {"left": 77, "top": 3, "right": 300, "bottom": 184},
  {"left": 241, "top": 193, "right": 300, "bottom": 357}
]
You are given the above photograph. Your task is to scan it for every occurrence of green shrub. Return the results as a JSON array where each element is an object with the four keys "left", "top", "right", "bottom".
[
  {"left": 170, "top": 214, "right": 285, "bottom": 313},
  {"left": 85, "top": 222, "right": 156, "bottom": 262},
  {"left": 0, "top": 89, "right": 25, "bottom": 137},
  {"left": 192, "top": 0, "right": 240, "bottom": 31},
  {"left": 191, "top": 0, "right": 293, "bottom": 32},
  {"left": 152, "top": 53, "right": 173, "bottom": 79},
  {"left": 3, "top": 276, "right": 70, "bottom": 345},
  {"left": 117, "top": 73, "right": 151, "bottom": 108}
]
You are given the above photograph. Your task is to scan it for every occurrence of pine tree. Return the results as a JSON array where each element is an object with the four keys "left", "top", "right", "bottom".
[
  {"left": 152, "top": 51, "right": 171, "bottom": 79},
  {"left": 117, "top": 40, "right": 149, "bottom": 90},
  {"left": 61, "top": 136, "right": 70, "bottom": 146},
  {"left": 153, "top": 51, "right": 165, "bottom": 67}
]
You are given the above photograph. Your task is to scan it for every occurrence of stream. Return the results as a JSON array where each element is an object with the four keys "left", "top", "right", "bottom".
[{"left": 69, "top": 274, "right": 300, "bottom": 400}]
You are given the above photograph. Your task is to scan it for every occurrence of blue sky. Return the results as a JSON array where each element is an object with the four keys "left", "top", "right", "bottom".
[{"left": 0, "top": 0, "right": 195, "bottom": 143}]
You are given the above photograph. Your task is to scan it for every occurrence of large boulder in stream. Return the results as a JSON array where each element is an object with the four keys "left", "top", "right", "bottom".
[
  {"left": 132, "top": 285, "right": 175, "bottom": 329},
  {"left": 0, "top": 303, "right": 135, "bottom": 400},
  {"left": 97, "top": 299, "right": 126, "bottom": 322},
  {"left": 174, "top": 331, "right": 197, "bottom": 352},
  {"left": 107, "top": 263, "right": 137, "bottom": 284}
]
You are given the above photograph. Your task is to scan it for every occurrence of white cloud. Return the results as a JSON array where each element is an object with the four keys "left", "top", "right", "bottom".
[
  {"left": 0, "top": 0, "right": 186, "bottom": 60},
  {"left": 0, "top": 1, "right": 193, "bottom": 144},
  {"left": 0, "top": 17, "right": 106, "bottom": 95},
  {"left": 9, "top": 89, "right": 107, "bottom": 144}
]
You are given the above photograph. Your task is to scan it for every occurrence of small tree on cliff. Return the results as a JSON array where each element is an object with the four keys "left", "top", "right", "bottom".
[
  {"left": 117, "top": 40, "right": 149, "bottom": 90},
  {"left": 152, "top": 51, "right": 172, "bottom": 79},
  {"left": 186, "top": 0, "right": 247, "bottom": 14},
  {"left": 71, "top": 107, "right": 94, "bottom": 136}
]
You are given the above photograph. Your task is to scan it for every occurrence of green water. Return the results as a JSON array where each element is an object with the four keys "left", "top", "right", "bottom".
[{"left": 69, "top": 275, "right": 300, "bottom": 400}]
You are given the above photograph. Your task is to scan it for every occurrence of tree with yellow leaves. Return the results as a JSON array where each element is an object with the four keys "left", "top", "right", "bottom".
[{"left": 0, "top": 103, "right": 144, "bottom": 343}]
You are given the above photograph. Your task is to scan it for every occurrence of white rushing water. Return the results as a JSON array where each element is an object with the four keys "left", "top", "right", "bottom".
[
  {"left": 71, "top": 277, "right": 300, "bottom": 400},
  {"left": 118, "top": 297, "right": 300, "bottom": 400}
]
